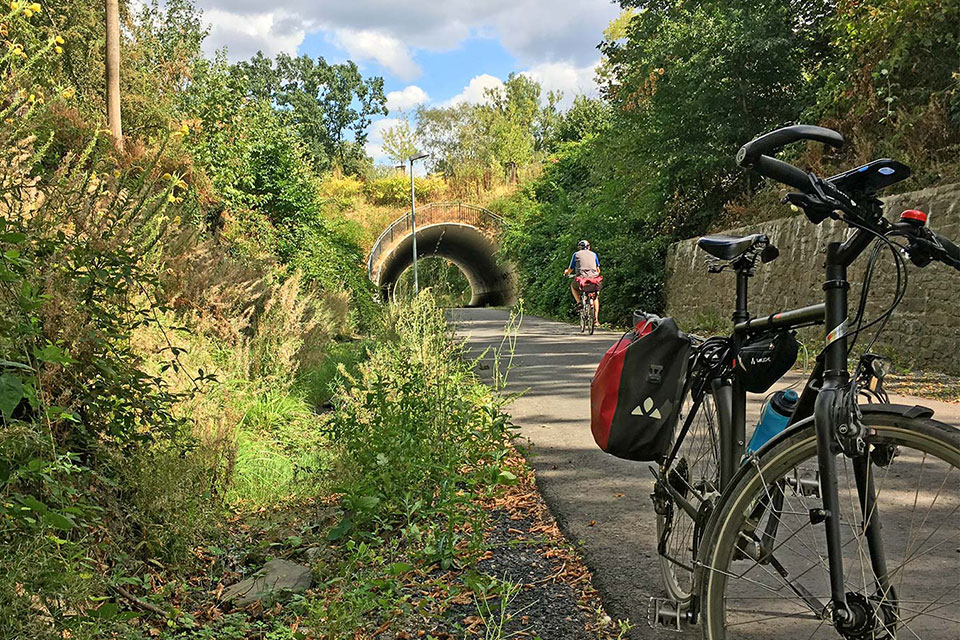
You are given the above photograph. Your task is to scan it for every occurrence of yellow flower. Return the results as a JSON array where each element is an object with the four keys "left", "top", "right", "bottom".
[
  {"left": 27, "top": 93, "right": 35, "bottom": 103},
  {"left": 54, "top": 46, "right": 62, "bottom": 54},
  {"left": 9, "top": 1, "right": 19, "bottom": 10},
  {"left": 23, "top": 8, "right": 31, "bottom": 17},
  {"left": 29, "top": 2, "right": 40, "bottom": 12},
  {"left": 60, "top": 87, "right": 75, "bottom": 100},
  {"left": 161, "top": 172, "right": 172, "bottom": 180},
  {"left": 55, "top": 36, "right": 64, "bottom": 45}
]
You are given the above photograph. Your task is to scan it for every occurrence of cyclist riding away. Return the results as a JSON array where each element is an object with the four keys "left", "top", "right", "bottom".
[{"left": 564, "top": 240, "right": 602, "bottom": 323}]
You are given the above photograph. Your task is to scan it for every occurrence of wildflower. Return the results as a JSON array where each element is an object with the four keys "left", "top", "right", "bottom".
[
  {"left": 23, "top": 8, "right": 31, "bottom": 18},
  {"left": 29, "top": 2, "right": 39, "bottom": 11},
  {"left": 60, "top": 87, "right": 75, "bottom": 100},
  {"left": 55, "top": 36, "right": 64, "bottom": 45},
  {"left": 54, "top": 46, "right": 62, "bottom": 54},
  {"left": 9, "top": 1, "right": 20, "bottom": 11}
]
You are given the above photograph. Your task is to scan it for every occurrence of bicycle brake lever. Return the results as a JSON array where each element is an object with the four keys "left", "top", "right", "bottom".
[{"left": 784, "top": 192, "right": 834, "bottom": 223}]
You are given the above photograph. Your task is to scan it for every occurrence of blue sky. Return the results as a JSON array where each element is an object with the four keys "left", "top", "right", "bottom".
[{"left": 191, "top": 0, "right": 620, "bottom": 162}]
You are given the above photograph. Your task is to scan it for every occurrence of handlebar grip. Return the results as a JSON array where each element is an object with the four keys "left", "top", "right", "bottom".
[
  {"left": 753, "top": 155, "right": 812, "bottom": 192},
  {"left": 737, "top": 125, "right": 844, "bottom": 167},
  {"left": 931, "top": 230, "right": 960, "bottom": 269}
]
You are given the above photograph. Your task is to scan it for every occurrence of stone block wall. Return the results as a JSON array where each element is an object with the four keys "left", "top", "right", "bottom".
[{"left": 664, "top": 183, "right": 960, "bottom": 374}]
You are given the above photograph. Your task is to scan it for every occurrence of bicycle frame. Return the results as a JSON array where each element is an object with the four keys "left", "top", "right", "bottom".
[{"left": 668, "top": 225, "right": 894, "bottom": 625}]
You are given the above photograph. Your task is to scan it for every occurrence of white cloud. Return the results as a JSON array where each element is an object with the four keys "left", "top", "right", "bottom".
[
  {"left": 443, "top": 74, "right": 505, "bottom": 107},
  {"left": 203, "top": 9, "right": 310, "bottom": 60},
  {"left": 521, "top": 60, "right": 599, "bottom": 108},
  {"left": 331, "top": 29, "right": 421, "bottom": 81},
  {"left": 195, "top": 1, "right": 619, "bottom": 71},
  {"left": 386, "top": 85, "right": 430, "bottom": 112}
]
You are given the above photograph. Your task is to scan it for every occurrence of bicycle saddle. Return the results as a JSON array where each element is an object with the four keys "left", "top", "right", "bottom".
[{"left": 697, "top": 233, "right": 768, "bottom": 261}]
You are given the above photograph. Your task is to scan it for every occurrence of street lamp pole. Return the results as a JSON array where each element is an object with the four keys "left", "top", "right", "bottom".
[{"left": 408, "top": 152, "right": 429, "bottom": 295}]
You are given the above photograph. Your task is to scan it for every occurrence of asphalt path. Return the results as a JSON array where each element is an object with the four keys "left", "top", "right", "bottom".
[{"left": 449, "top": 307, "right": 960, "bottom": 639}]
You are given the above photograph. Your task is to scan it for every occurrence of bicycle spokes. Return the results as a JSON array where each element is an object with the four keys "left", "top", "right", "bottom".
[{"left": 702, "top": 428, "right": 959, "bottom": 639}]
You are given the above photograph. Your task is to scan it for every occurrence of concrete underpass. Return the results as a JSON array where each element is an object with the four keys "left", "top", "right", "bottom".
[{"left": 375, "top": 222, "right": 515, "bottom": 307}]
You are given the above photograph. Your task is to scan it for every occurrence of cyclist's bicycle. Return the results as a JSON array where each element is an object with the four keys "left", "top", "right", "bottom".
[
  {"left": 570, "top": 275, "right": 601, "bottom": 334},
  {"left": 651, "top": 125, "right": 960, "bottom": 639}
]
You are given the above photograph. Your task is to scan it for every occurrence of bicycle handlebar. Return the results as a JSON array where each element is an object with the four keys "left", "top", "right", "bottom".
[
  {"left": 739, "top": 124, "right": 960, "bottom": 272},
  {"left": 753, "top": 155, "right": 812, "bottom": 192},
  {"left": 737, "top": 125, "right": 844, "bottom": 167},
  {"left": 930, "top": 230, "right": 960, "bottom": 270}
]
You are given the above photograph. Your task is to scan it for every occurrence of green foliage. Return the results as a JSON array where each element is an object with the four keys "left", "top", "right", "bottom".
[
  {"left": 807, "top": 0, "right": 960, "bottom": 184},
  {"left": 233, "top": 51, "right": 388, "bottom": 173},
  {"left": 552, "top": 95, "right": 612, "bottom": 146},
  {"left": 395, "top": 258, "right": 472, "bottom": 308},
  {"left": 328, "top": 293, "right": 513, "bottom": 568},
  {"left": 498, "top": 138, "right": 671, "bottom": 325},
  {"left": 380, "top": 111, "right": 419, "bottom": 165},
  {"left": 416, "top": 74, "right": 561, "bottom": 193},
  {"left": 362, "top": 173, "right": 447, "bottom": 206}
]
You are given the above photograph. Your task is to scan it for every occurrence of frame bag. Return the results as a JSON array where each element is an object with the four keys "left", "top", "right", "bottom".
[{"left": 590, "top": 316, "right": 691, "bottom": 461}]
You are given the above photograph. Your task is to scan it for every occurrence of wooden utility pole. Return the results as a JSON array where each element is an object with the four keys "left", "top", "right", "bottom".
[{"left": 105, "top": 0, "right": 123, "bottom": 151}]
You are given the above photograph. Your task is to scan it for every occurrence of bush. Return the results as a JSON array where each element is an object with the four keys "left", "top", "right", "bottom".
[
  {"left": 327, "top": 294, "right": 513, "bottom": 567},
  {"left": 362, "top": 174, "right": 447, "bottom": 206}
]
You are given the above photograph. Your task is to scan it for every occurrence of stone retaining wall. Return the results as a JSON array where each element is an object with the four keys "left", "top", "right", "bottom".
[{"left": 664, "top": 183, "right": 960, "bottom": 374}]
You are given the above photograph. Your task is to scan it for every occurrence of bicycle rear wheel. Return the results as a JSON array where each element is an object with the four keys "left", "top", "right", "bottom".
[
  {"left": 656, "top": 385, "right": 721, "bottom": 605},
  {"left": 588, "top": 297, "right": 596, "bottom": 335},
  {"left": 579, "top": 301, "right": 586, "bottom": 332},
  {"left": 699, "top": 410, "right": 960, "bottom": 639}
]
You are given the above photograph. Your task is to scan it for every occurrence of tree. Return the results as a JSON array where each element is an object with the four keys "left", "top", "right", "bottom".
[
  {"left": 599, "top": 0, "right": 812, "bottom": 234},
  {"left": 249, "top": 54, "right": 388, "bottom": 173},
  {"left": 381, "top": 112, "right": 419, "bottom": 166},
  {"left": 105, "top": 0, "right": 122, "bottom": 149},
  {"left": 553, "top": 95, "right": 612, "bottom": 145}
]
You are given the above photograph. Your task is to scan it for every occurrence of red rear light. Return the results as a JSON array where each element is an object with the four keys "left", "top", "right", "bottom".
[{"left": 900, "top": 209, "right": 928, "bottom": 224}]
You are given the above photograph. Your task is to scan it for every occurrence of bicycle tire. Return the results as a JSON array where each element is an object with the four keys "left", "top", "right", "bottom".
[
  {"left": 698, "top": 409, "right": 960, "bottom": 640},
  {"left": 588, "top": 299, "right": 596, "bottom": 335},
  {"left": 579, "top": 301, "right": 586, "bottom": 332},
  {"left": 656, "top": 386, "right": 722, "bottom": 606}
]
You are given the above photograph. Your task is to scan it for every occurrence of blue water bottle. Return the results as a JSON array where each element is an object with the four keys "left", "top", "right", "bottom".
[{"left": 746, "top": 389, "right": 799, "bottom": 454}]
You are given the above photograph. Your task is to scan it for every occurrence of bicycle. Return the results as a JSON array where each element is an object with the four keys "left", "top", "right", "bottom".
[
  {"left": 569, "top": 274, "right": 600, "bottom": 334},
  {"left": 650, "top": 125, "right": 960, "bottom": 639}
]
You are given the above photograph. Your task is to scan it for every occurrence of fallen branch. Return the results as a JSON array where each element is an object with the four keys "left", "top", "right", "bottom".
[{"left": 113, "top": 585, "right": 167, "bottom": 617}]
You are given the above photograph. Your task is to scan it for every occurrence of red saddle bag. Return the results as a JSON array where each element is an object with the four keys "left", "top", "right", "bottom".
[{"left": 590, "top": 315, "right": 690, "bottom": 461}]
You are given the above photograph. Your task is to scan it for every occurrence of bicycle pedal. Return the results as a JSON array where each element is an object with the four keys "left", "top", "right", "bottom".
[{"left": 648, "top": 597, "right": 685, "bottom": 632}]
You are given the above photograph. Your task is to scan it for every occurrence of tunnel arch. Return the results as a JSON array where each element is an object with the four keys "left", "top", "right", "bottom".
[{"left": 376, "top": 222, "right": 515, "bottom": 307}]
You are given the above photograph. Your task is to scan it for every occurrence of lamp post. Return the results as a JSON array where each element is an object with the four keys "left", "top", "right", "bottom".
[{"left": 408, "top": 152, "right": 429, "bottom": 294}]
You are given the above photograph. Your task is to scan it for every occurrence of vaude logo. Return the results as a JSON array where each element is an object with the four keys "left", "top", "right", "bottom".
[
  {"left": 632, "top": 397, "right": 662, "bottom": 420},
  {"left": 750, "top": 355, "right": 773, "bottom": 365}
]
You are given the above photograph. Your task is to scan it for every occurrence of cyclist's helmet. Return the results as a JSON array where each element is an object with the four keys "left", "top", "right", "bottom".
[{"left": 578, "top": 240, "right": 590, "bottom": 250}]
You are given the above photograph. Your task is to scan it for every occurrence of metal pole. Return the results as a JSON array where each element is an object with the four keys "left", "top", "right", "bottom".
[{"left": 410, "top": 159, "right": 419, "bottom": 294}]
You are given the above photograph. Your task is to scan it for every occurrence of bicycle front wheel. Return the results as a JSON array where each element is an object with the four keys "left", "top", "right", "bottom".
[{"left": 699, "top": 409, "right": 960, "bottom": 640}]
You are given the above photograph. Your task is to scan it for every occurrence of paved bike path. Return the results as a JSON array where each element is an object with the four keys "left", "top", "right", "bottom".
[{"left": 449, "top": 308, "right": 960, "bottom": 638}]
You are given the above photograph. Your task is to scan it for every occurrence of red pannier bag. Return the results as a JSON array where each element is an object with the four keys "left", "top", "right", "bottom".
[
  {"left": 576, "top": 275, "right": 603, "bottom": 292},
  {"left": 590, "top": 314, "right": 691, "bottom": 461}
]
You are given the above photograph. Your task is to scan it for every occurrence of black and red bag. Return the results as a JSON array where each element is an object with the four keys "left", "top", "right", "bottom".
[
  {"left": 590, "top": 315, "right": 691, "bottom": 461},
  {"left": 576, "top": 275, "right": 603, "bottom": 293}
]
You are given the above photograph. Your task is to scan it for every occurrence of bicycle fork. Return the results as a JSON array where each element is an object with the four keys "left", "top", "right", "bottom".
[{"left": 816, "top": 240, "right": 894, "bottom": 629}]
